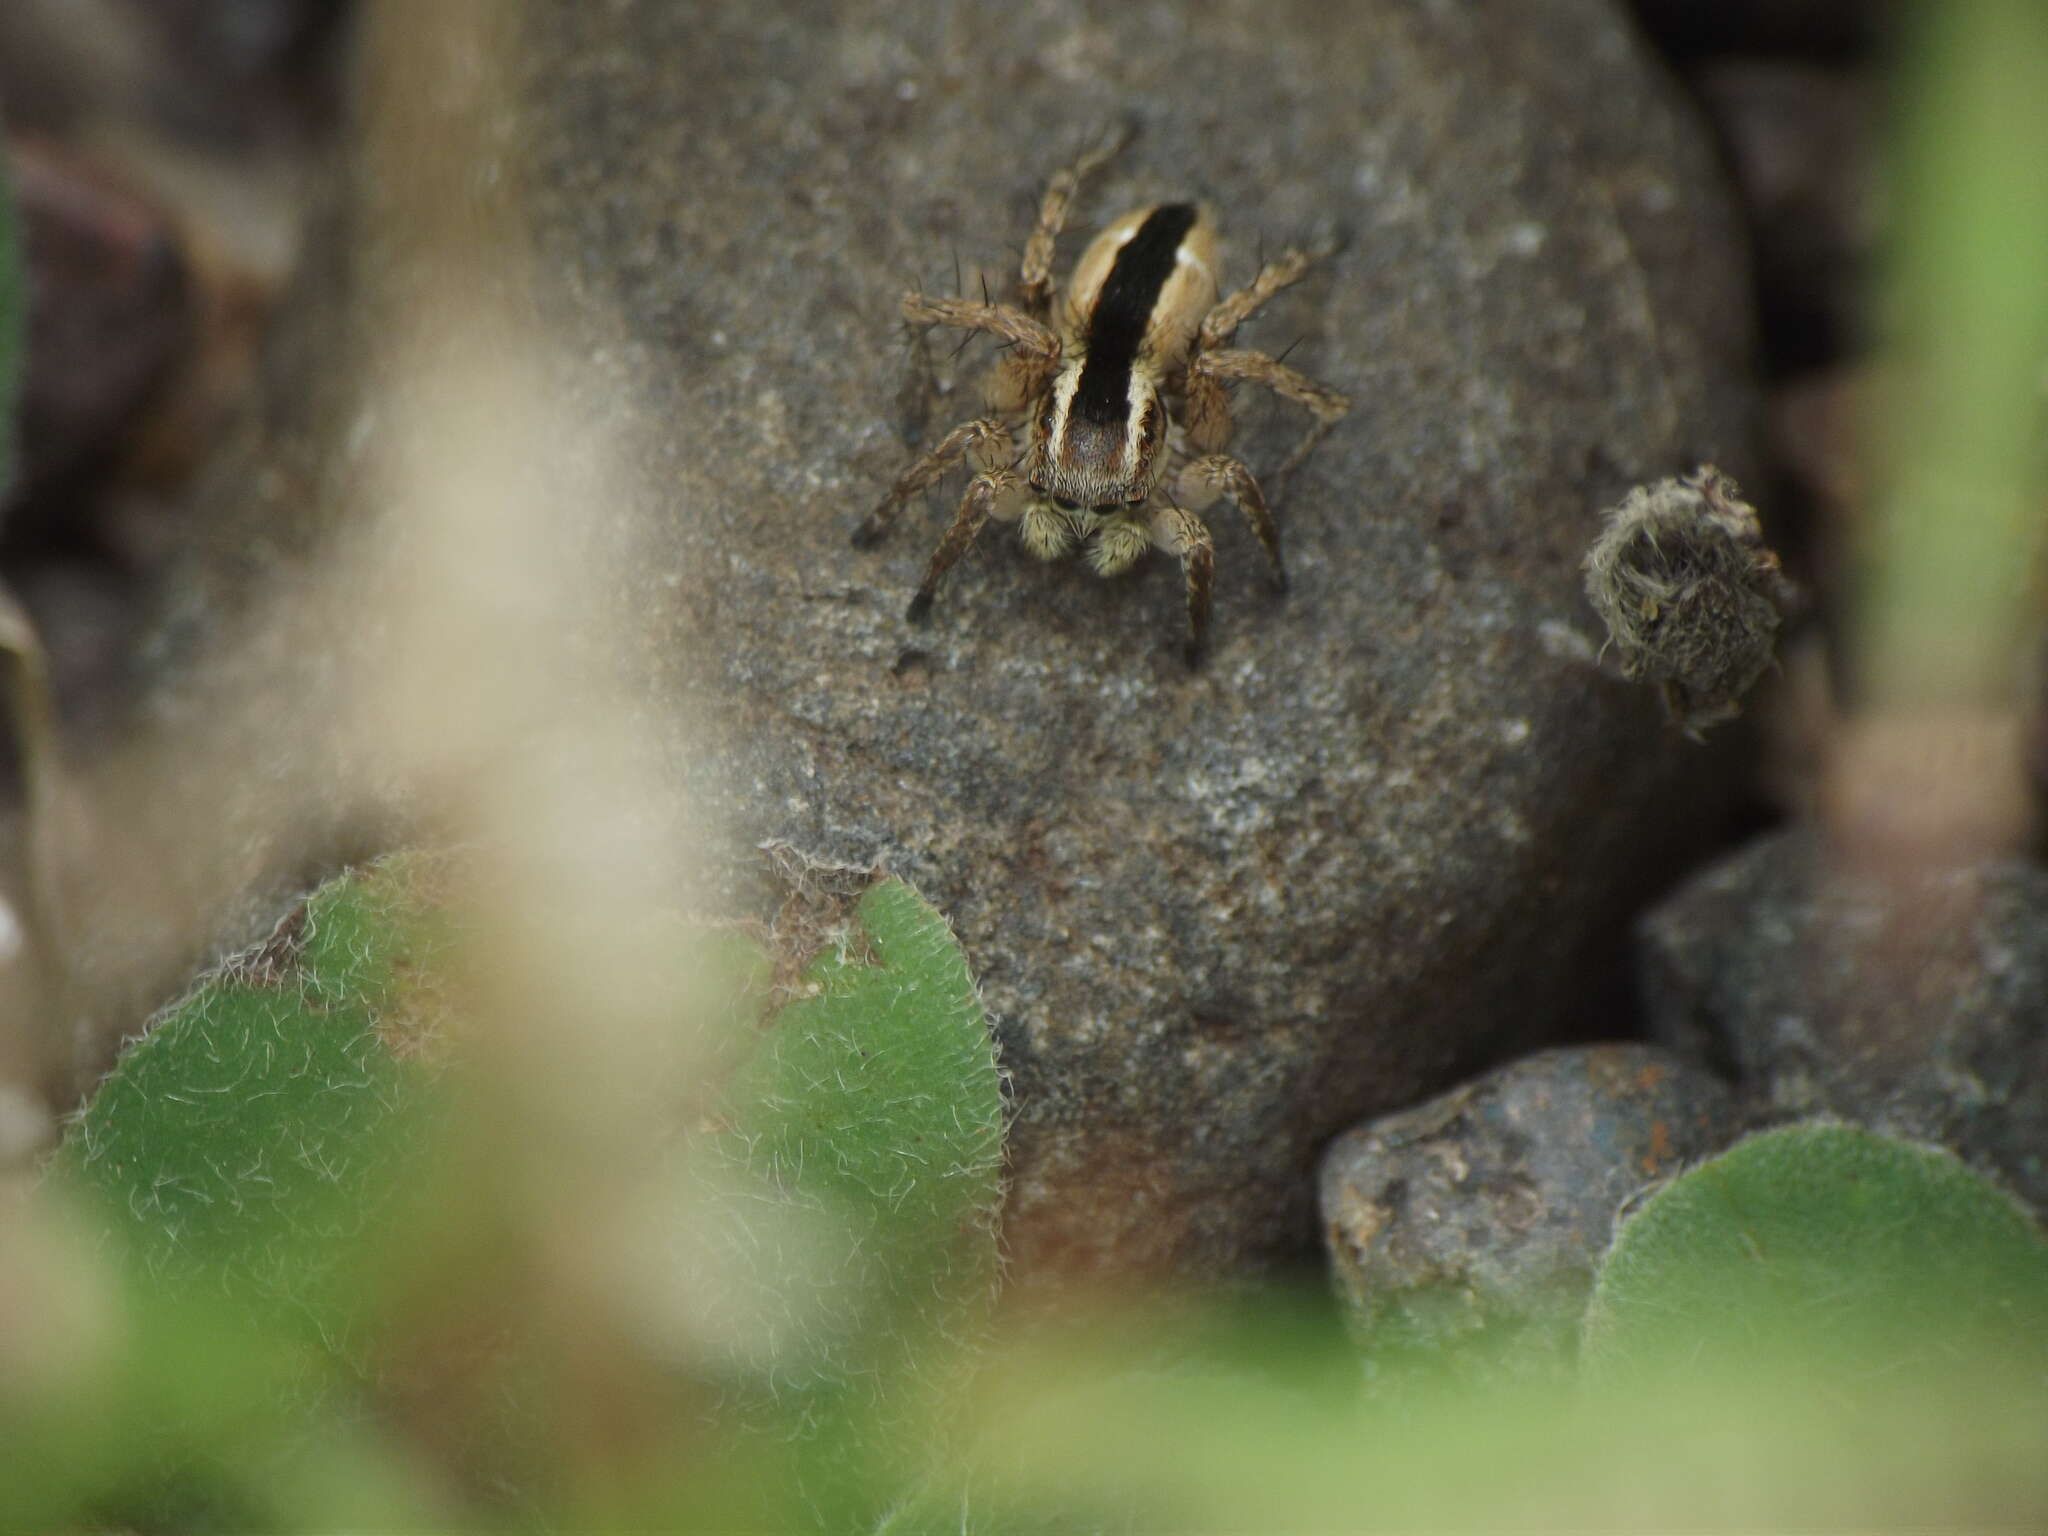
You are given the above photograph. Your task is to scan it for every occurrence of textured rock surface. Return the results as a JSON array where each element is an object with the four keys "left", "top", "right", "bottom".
[
  {"left": 1642, "top": 827, "right": 2048, "bottom": 1214},
  {"left": 1320, "top": 1044, "right": 1737, "bottom": 1381},
  {"left": 109, "top": 0, "right": 1757, "bottom": 1277}
]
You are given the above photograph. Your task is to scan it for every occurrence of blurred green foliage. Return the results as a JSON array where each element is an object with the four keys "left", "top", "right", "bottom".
[
  {"left": 923, "top": 1126, "right": 2048, "bottom": 1532},
  {"left": 13, "top": 861, "right": 1006, "bottom": 1531},
  {"left": 1857, "top": 0, "right": 2048, "bottom": 707}
]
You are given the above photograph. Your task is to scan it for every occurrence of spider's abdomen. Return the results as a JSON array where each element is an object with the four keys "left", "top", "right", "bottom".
[
  {"left": 1062, "top": 201, "right": 1219, "bottom": 370},
  {"left": 1032, "top": 203, "right": 1218, "bottom": 508}
]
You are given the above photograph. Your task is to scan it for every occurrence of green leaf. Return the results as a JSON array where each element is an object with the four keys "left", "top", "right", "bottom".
[
  {"left": 27, "top": 856, "right": 455, "bottom": 1530},
  {"left": 1582, "top": 1122, "right": 2048, "bottom": 1385},
  {"left": 698, "top": 878, "right": 1005, "bottom": 1515},
  {"left": 726, "top": 878, "right": 1003, "bottom": 1328},
  {"left": 54, "top": 859, "right": 447, "bottom": 1343}
]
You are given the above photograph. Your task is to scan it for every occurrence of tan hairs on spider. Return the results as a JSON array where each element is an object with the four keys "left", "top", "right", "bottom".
[{"left": 854, "top": 130, "right": 1350, "bottom": 666}]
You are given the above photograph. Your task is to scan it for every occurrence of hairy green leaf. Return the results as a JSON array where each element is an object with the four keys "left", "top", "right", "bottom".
[
  {"left": 1583, "top": 1122, "right": 2048, "bottom": 1384},
  {"left": 56, "top": 861, "right": 447, "bottom": 1338}
]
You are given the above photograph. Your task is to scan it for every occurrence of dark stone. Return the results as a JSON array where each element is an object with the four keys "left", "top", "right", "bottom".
[
  {"left": 1641, "top": 827, "right": 2048, "bottom": 1213},
  {"left": 1320, "top": 1044, "right": 1738, "bottom": 1382},
  {"left": 0, "top": 1, "right": 347, "bottom": 142},
  {"left": 1628, "top": 0, "right": 1888, "bottom": 62},
  {"left": 3, "top": 138, "right": 192, "bottom": 528},
  {"left": 128, "top": 0, "right": 350, "bottom": 143},
  {"left": 97, "top": 0, "right": 1759, "bottom": 1280},
  {"left": 1696, "top": 62, "right": 1874, "bottom": 374}
]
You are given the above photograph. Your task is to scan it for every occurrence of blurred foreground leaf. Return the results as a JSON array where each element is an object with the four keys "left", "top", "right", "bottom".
[
  {"left": 907, "top": 1126, "right": 2048, "bottom": 1531},
  {"left": 946, "top": 1261, "right": 2048, "bottom": 1532}
]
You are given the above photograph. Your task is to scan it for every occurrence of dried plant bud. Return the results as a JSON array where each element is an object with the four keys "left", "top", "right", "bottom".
[{"left": 1583, "top": 465, "right": 1793, "bottom": 738}]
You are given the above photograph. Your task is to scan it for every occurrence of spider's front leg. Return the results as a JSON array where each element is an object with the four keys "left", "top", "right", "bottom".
[
  {"left": 855, "top": 416, "right": 1015, "bottom": 548},
  {"left": 1148, "top": 502, "right": 1216, "bottom": 668},
  {"left": 906, "top": 466, "right": 1029, "bottom": 623},
  {"left": 1175, "top": 453, "right": 1286, "bottom": 594},
  {"left": 855, "top": 295, "right": 1058, "bottom": 550}
]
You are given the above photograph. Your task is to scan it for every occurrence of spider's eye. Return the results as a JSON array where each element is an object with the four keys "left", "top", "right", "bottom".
[
  {"left": 1039, "top": 410, "right": 1057, "bottom": 434},
  {"left": 1138, "top": 407, "right": 1161, "bottom": 452}
]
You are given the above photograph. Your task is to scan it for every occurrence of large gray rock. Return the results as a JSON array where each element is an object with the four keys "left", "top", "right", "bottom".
[{"left": 94, "top": 0, "right": 1757, "bottom": 1276}]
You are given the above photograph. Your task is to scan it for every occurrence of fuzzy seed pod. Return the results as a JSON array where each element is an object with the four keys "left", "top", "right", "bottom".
[{"left": 1583, "top": 466, "right": 1792, "bottom": 737}]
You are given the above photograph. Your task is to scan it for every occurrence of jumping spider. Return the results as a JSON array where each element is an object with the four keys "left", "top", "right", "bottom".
[{"left": 854, "top": 133, "right": 1350, "bottom": 665}]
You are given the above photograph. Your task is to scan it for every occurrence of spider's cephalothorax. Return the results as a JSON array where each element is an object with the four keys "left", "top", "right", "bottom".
[{"left": 854, "top": 134, "right": 1350, "bottom": 665}]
